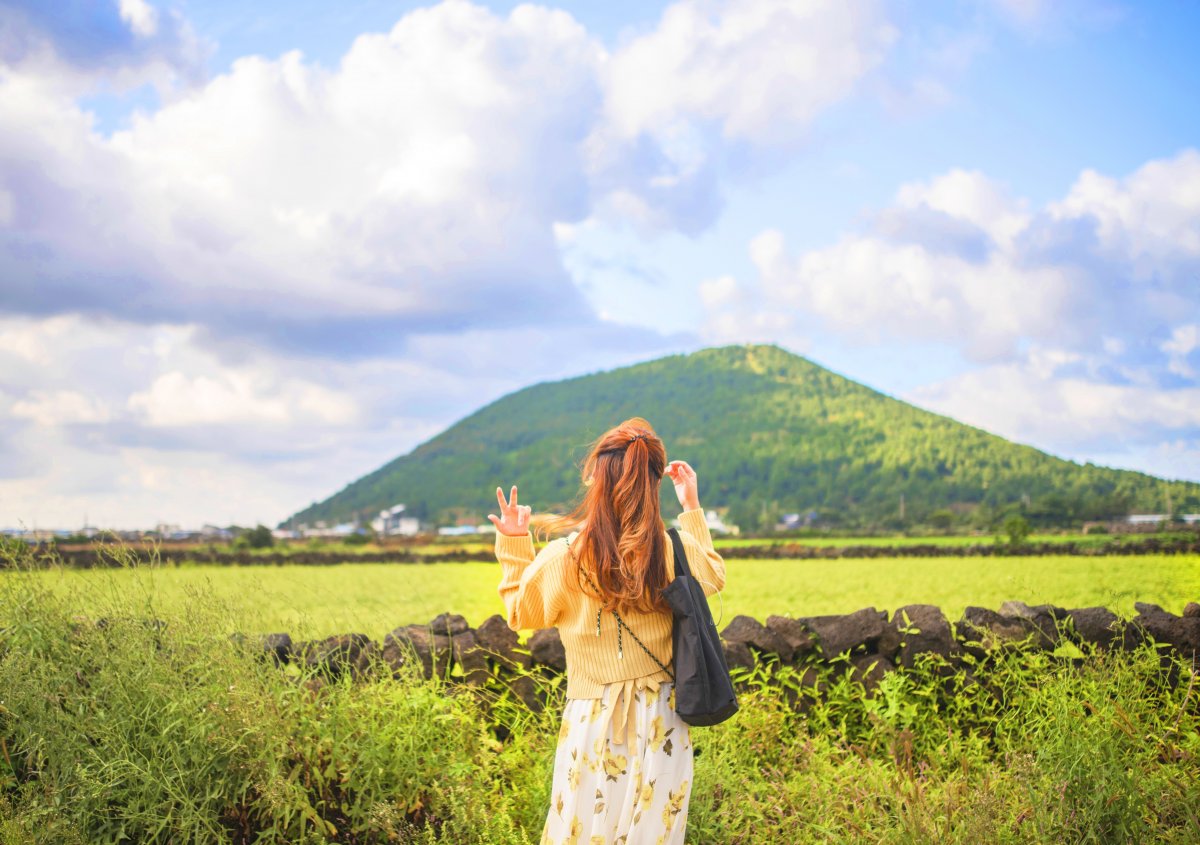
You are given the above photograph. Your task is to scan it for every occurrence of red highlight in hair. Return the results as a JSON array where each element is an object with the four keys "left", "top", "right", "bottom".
[{"left": 541, "top": 417, "right": 669, "bottom": 615}]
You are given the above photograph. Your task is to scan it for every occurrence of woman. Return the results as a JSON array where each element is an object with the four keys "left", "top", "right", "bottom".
[{"left": 490, "top": 417, "right": 726, "bottom": 845}]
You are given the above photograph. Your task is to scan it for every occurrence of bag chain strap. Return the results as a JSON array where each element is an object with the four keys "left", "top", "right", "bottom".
[{"left": 567, "top": 535, "right": 675, "bottom": 683}]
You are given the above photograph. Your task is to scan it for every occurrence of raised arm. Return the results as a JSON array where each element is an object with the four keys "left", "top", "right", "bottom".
[
  {"left": 491, "top": 485, "right": 561, "bottom": 631},
  {"left": 665, "top": 460, "right": 726, "bottom": 597},
  {"left": 677, "top": 507, "right": 726, "bottom": 597}
]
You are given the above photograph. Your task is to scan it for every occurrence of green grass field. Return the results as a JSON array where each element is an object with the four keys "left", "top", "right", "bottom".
[
  {"left": 3, "top": 547, "right": 1199, "bottom": 843},
  {"left": 11, "top": 552, "right": 1198, "bottom": 642}
]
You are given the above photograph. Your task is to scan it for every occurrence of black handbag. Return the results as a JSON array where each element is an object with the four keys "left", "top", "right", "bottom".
[
  {"left": 600, "top": 527, "right": 739, "bottom": 727},
  {"left": 659, "top": 527, "right": 738, "bottom": 726}
]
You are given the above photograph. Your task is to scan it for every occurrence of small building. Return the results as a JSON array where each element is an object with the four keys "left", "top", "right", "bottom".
[
  {"left": 670, "top": 510, "right": 738, "bottom": 535},
  {"left": 438, "top": 524, "right": 487, "bottom": 536},
  {"left": 1126, "top": 514, "right": 1168, "bottom": 524},
  {"left": 200, "top": 524, "right": 234, "bottom": 541},
  {"left": 704, "top": 510, "right": 739, "bottom": 535},
  {"left": 372, "top": 504, "right": 421, "bottom": 537}
]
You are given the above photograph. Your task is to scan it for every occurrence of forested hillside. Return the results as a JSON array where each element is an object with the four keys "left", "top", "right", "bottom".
[{"left": 284, "top": 345, "right": 1200, "bottom": 532}]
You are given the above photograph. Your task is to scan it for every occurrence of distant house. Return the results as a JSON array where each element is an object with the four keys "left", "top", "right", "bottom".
[
  {"left": 372, "top": 504, "right": 421, "bottom": 537},
  {"left": 670, "top": 509, "right": 738, "bottom": 535},
  {"left": 297, "top": 521, "right": 366, "bottom": 539},
  {"left": 1181, "top": 514, "right": 1200, "bottom": 524},
  {"left": 200, "top": 524, "right": 234, "bottom": 541},
  {"left": 703, "top": 510, "right": 738, "bottom": 535},
  {"left": 437, "top": 524, "right": 492, "bottom": 536},
  {"left": 1127, "top": 514, "right": 1169, "bottom": 525},
  {"left": 777, "top": 510, "right": 819, "bottom": 531}
]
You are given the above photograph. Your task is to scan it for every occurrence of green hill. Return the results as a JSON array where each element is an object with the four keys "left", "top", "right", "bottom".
[{"left": 284, "top": 344, "right": 1200, "bottom": 532}]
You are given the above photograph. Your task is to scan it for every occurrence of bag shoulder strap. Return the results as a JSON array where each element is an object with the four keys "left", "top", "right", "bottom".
[
  {"left": 667, "top": 527, "right": 691, "bottom": 579},
  {"left": 566, "top": 533, "right": 675, "bottom": 683}
]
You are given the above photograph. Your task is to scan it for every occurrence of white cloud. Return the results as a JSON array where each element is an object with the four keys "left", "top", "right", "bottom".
[
  {"left": 0, "top": 0, "right": 206, "bottom": 94},
  {"left": 118, "top": 0, "right": 159, "bottom": 38},
  {"left": 1049, "top": 149, "right": 1200, "bottom": 268},
  {"left": 1163, "top": 324, "right": 1200, "bottom": 379},
  {"left": 10, "top": 390, "right": 111, "bottom": 426},
  {"left": 0, "top": 0, "right": 929, "bottom": 529},
  {"left": 603, "top": 0, "right": 895, "bottom": 143},
  {"left": 696, "top": 151, "right": 1200, "bottom": 483},
  {"left": 127, "top": 371, "right": 356, "bottom": 427},
  {"left": 908, "top": 358, "right": 1200, "bottom": 472},
  {"left": 0, "top": 0, "right": 896, "bottom": 353},
  {"left": 584, "top": 0, "right": 895, "bottom": 232},
  {"left": 705, "top": 150, "right": 1200, "bottom": 369},
  {"left": 0, "top": 312, "right": 690, "bottom": 527}
]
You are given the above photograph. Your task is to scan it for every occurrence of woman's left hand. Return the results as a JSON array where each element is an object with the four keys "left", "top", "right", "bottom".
[{"left": 488, "top": 485, "right": 532, "bottom": 536}]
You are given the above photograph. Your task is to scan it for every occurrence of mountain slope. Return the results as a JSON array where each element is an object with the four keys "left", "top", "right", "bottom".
[{"left": 284, "top": 345, "right": 1200, "bottom": 531}]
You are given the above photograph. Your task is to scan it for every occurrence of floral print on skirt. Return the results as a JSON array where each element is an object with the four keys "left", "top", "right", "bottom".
[{"left": 541, "top": 678, "right": 693, "bottom": 845}]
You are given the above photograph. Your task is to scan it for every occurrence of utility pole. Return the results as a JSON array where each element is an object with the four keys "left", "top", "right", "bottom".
[{"left": 899, "top": 494, "right": 906, "bottom": 521}]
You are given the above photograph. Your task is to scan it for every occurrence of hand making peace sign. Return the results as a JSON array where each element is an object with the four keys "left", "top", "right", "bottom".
[{"left": 488, "top": 485, "right": 532, "bottom": 537}]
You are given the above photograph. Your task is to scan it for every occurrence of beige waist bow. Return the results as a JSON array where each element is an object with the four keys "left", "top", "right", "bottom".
[{"left": 596, "top": 676, "right": 664, "bottom": 747}]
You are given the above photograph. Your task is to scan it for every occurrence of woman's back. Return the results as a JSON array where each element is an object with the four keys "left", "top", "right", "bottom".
[
  {"left": 489, "top": 417, "right": 725, "bottom": 845},
  {"left": 496, "top": 508, "right": 725, "bottom": 698}
]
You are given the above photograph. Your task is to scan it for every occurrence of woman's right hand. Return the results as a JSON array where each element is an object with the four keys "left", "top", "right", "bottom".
[
  {"left": 488, "top": 485, "right": 532, "bottom": 536},
  {"left": 664, "top": 460, "right": 701, "bottom": 512}
]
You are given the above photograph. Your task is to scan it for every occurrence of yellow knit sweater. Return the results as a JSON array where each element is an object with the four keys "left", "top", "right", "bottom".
[{"left": 495, "top": 507, "right": 726, "bottom": 699}]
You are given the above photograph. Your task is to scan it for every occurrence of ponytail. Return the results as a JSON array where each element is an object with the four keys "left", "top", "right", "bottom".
[{"left": 541, "top": 417, "right": 669, "bottom": 615}]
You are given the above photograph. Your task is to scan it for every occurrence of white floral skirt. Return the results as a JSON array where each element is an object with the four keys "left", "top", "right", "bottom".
[{"left": 540, "top": 678, "right": 693, "bottom": 845}]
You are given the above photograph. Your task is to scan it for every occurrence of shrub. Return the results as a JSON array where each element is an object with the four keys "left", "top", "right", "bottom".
[{"left": 999, "top": 514, "right": 1032, "bottom": 548}]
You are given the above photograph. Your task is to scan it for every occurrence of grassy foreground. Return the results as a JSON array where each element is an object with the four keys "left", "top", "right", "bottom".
[
  {"left": 1, "top": 553, "right": 1198, "bottom": 844},
  {"left": 9, "top": 551, "right": 1199, "bottom": 642}
]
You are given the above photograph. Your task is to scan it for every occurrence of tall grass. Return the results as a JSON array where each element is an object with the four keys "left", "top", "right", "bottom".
[{"left": 1, "top": 544, "right": 1197, "bottom": 843}]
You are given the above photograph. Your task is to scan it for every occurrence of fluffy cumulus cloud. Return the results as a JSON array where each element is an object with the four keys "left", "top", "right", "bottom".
[
  {"left": 0, "top": 0, "right": 891, "bottom": 353},
  {"left": 700, "top": 149, "right": 1200, "bottom": 479},
  {"left": 0, "top": 0, "right": 207, "bottom": 91},
  {"left": 0, "top": 0, "right": 896, "bottom": 527},
  {"left": 595, "top": 0, "right": 895, "bottom": 230}
]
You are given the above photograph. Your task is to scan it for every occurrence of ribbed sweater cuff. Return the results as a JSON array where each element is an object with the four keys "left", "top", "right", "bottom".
[
  {"left": 678, "top": 507, "right": 713, "bottom": 546},
  {"left": 495, "top": 530, "right": 535, "bottom": 561}
]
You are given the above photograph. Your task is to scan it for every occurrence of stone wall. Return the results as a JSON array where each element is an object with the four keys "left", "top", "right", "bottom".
[{"left": 243, "top": 600, "right": 1199, "bottom": 709}]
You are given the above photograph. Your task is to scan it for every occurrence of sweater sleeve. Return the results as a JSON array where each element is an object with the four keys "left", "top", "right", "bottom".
[
  {"left": 677, "top": 507, "right": 727, "bottom": 597},
  {"left": 495, "top": 531, "right": 563, "bottom": 632}
]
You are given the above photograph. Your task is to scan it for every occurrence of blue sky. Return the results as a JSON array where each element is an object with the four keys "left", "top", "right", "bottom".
[{"left": 0, "top": 0, "right": 1197, "bottom": 528}]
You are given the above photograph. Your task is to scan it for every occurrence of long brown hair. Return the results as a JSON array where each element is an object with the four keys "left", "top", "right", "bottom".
[{"left": 540, "top": 417, "right": 669, "bottom": 615}]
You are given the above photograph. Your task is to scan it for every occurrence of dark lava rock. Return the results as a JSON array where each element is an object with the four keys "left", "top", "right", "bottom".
[
  {"left": 1066, "top": 607, "right": 1121, "bottom": 648},
  {"left": 722, "top": 640, "right": 755, "bottom": 671},
  {"left": 475, "top": 613, "right": 530, "bottom": 670},
  {"left": 1132, "top": 604, "right": 1200, "bottom": 657},
  {"left": 451, "top": 630, "right": 490, "bottom": 686},
  {"left": 722, "top": 615, "right": 790, "bottom": 659},
  {"left": 998, "top": 600, "right": 1066, "bottom": 647},
  {"left": 507, "top": 675, "right": 543, "bottom": 712},
  {"left": 259, "top": 632, "right": 293, "bottom": 665},
  {"left": 765, "top": 615, "right": 817, "bottom": 660},
  {"left": 528, "top": 628, "right": 566, "bottom": 672},
  {"left": 475, "top": 614, "right": 519, "bottom": 652},
  {"left": 875, "top": 623, "right": 902, "bottom": 661},
  {"left": 799, "top": 607, "right": 885, "bottom": 657},
  {"left": 850, "top": 654, "right": 894, "bottom": 693},
  {"left": 892, "top": 604, "right": 955, "bottom": 668},
  {"left": 429, "top": 613, "right": 471, "bottom": 637},
  {"left": 382, "top": 624, "right": 453, "bottom": 678},
  {"left": 959, "top": 607, "right": 1050, "bottom": 649},
  {"left": 303, "top": 633, "right": 374, "bottom": 679}
]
